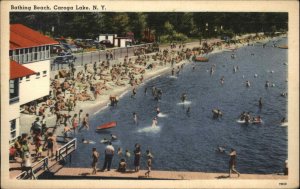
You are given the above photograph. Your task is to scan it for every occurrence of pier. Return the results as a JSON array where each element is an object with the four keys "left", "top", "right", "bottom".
[{"left": 53, "top": 168, "right": 287, "bottom": 180}]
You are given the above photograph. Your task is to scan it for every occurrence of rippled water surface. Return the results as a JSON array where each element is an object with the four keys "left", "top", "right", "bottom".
[{"left": 68, "top": 38, "right": 288, "bottom": 174}]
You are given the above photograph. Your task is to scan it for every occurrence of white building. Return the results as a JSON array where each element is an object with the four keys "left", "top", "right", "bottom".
[
  {"left": 114, "top": 37, "right": 132, "bottom": 48},
  {"left": 98, "top": 34, "right": 117, "bottom": 44},
  {"left": 9, "top": 24, "right": 58, "bottom": 142},
  {"left": 98, "top": 34, "right": 132, "bottom": 47}
]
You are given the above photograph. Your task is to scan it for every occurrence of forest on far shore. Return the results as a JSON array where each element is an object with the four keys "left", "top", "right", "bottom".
[{"left": 10, "top": 12, "right": 288, "bottom": 43}]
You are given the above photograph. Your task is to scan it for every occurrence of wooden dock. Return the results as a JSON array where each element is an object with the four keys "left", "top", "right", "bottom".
[{"left": 54, "top": 168, "right": 287, "bottom": 180}]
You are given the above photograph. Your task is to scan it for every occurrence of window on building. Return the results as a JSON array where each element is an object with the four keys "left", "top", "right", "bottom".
[
  {"left": 43, "top": 70, "right": 47, "bottom": 75},
  {"left": 28, "top": 48, "right": 32, "bottom": 62},
  {"left": 26, "top": 75, "right": 30, "bottom": 81},
  {"left": 33, "top": 47, "right": 37, "bottom": 61},
  {"left": 24, "top": 48, "right": 28, "bottom": 63},
  {"left": 9, "top": 79, "right": 19, "bottom": 104},
  {"left": 105, "top": 35, "right": 108, "bottom": 40},
  {"left": 10, "top": 119, "right": 17, "bottom": 141}
]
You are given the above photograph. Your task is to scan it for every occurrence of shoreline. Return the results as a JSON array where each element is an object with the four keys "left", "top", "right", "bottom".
[{"left": 79, "top": 35, "right": 283, "bottom": 117}]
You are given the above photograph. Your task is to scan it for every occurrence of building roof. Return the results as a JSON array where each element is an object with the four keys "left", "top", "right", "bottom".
[
  {"left": 10, "top": 24, "right": 58, "bottom": 50},
  {"left": 10, "top": 60, "right": 36, "bottom": 80}
]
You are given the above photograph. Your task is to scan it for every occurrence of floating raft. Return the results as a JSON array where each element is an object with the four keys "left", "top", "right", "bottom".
[{"left": 193, "top": 56, "right": 209, "bottom": 62}]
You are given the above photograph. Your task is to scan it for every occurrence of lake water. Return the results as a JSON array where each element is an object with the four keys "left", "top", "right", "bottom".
[{"left": 68, "top": 37, "right": 287, "bottom": 174}]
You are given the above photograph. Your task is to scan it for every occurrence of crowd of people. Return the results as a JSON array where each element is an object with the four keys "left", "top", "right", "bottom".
[{"left": 90, "top": 143, "right": 153, "bottom": 177}]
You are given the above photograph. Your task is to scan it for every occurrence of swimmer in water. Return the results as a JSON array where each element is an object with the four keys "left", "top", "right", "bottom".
[
  {"left": 217, "top": 146, "right": 226, "bottom": 153},
  {"left": 152, "top": 117, "right": 158, "bottom": 127},
  {"left": 131, "top": 87, "right": 137, "bottom": 98},
  {"left": 111, "top": 134, "right": 117, "bottom": 140},
  {"left": 82, "top": 138, "right": 90, "bottom": 144},
  {"left": 186, "top": 107, "right": 191, "bottom": 116},
  {"left": 210, "top": 66, "right": 214, "bottom": 75},
  {"left": 265, "top": 81, "right": 270, "bottom": 88},
  {"left": 181, "top": 93, "right": 187, "bottom": 102},
  {"left": 259, "top": 97, "right": 263, "bottom": 109},
  {"left": 101, "top": 138, "right": 110, "bottom": 144},
  {"left": 246, "top": 81, "right": 251, "bottom": 87},
  {"left": 156, "top": 107, "right": 160, "bottom": 115},
  {"left": 220, "top": 76, "right": 225, "bottom": 85},
  {"left": 117, "top": 147, "right": 123, "bottom": 156},
  {"left": 281, "top": 117, "right": 287, "bottom": 123},
  {"left": 133, "top": 112, "right": 138, "bottom": 125},
  {"left": 239, "top": 111, "right": 246, "bottom": 121},
  {"left": 233, "top": 66, "right": 237, "bottom": 73},
  {"left": 171, "top": 68, "right": 175, "bottom": 76}
]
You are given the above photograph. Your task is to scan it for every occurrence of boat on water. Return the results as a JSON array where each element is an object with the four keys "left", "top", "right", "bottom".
[
  {"left": 193, "top": 56, "right": 209, "bottom": 62},
  {"left": 278, "top": 45, "right": 288, "bottom": 49},
  {"left": 96, "top": 121, "right": 117, "bottom": 131}
]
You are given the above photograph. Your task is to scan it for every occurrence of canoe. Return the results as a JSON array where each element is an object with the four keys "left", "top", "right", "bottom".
[
  {"left": 96, "top": 121, "right": 117, "bottom": 131},
  {"left": 194, "top": 56, "right": 209, "bottom": 62},
  {"left": 278, "top": 45, "right": 288, "bottom": 49}
]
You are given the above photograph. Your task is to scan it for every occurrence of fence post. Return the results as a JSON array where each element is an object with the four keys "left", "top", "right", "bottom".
[{"left": 99, "top": 49, "right": 101, "bottom": 62}]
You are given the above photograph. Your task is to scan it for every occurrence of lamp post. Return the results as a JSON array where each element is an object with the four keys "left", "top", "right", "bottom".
[
  {"left": 99, "top": 48, "right": 101, "bottom": 62},
  {"left": 90, "top": 51, "right": 92, "bottom": 64},
  {"left": 81, "top": 50, "right": 83, "bottom": 66}
]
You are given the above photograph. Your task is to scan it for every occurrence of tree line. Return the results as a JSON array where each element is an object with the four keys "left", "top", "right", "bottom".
[{"left": 10, "top": 12, "right": 288, "bottom": 42}]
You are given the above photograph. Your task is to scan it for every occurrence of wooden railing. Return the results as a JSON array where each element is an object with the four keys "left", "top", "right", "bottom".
[
  {"left": 16, "top": 156, "right": 49, "bottom": 180},
  {"left": 55, "top": 138, "right": 77, "bottom": 162}
]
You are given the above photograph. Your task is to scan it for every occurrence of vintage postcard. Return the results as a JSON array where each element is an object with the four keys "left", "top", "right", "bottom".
[{"left": 1, "top": 0, "right": 299, "bottom": 188}]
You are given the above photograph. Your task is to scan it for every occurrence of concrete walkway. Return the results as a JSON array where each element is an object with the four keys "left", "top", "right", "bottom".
[{"left": 54, "top": 168, "right": 287, "bottom": 180}]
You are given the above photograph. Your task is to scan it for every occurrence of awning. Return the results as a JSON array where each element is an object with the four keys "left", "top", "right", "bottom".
[{"left": 10, "top": 60, "right": 36, "bottom": 80}]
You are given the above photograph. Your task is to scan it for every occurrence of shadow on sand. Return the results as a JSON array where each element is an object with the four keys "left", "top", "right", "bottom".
[{"left": 215, "top": 175, "right": 230, "bottom": 179}]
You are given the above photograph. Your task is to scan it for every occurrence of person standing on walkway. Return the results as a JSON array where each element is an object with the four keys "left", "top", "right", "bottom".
[
  {"left": 145, "top": 150, "right": 153, "bottom": 177},
  {"left": 228, "top": 148, "right": 240, "bottom": 177},
  {"left": 91, "top": 148, "right": 99, "bottom": 174},
  {"left": 45, "top": 132, "right": 56, "bottom": 158},
  {"left": 134, "top": 144, "right": 141, "bottom": 172},
  {"left": 101, "top": 142, "right": 115, "bottom": 171}
]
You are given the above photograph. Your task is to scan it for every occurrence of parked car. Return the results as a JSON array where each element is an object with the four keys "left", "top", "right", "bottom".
[
  {"left": 100, "top": 40, "right": 114, "bottom": 48},
  {"left": 54, "top": 52, "right": 76, "bottom": 64},
  {"left": 51, "top": 45, "right": 66, "bottom": 54}
]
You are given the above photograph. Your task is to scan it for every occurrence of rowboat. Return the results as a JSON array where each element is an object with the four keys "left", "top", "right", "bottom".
[{"left": 96, "top": 121, "right": 117, "bottom": 131}]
